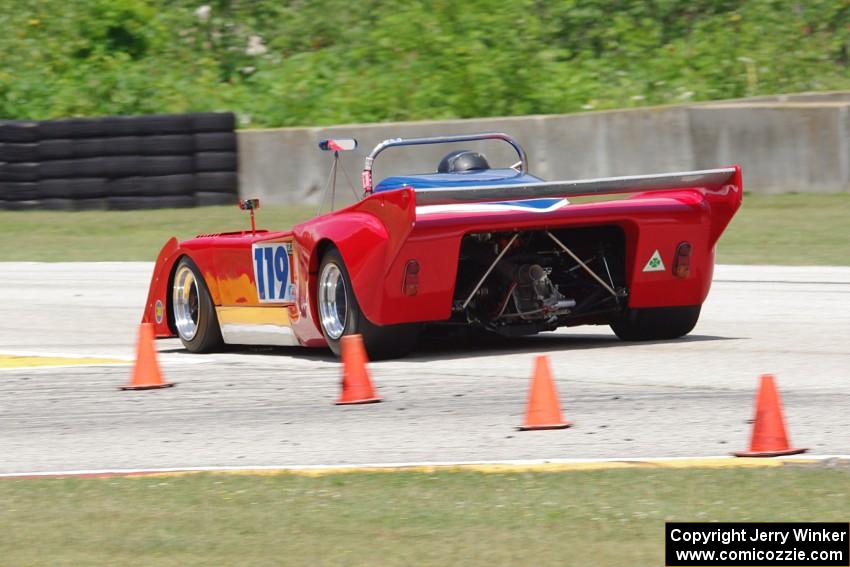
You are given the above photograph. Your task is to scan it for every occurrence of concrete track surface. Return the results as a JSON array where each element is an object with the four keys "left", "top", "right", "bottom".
[{"left": 0, "top": 263, "right": 848, "bottom": 473}]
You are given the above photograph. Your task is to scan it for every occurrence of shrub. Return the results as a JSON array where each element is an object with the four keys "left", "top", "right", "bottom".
[{"left": 1, "top": 0, "right": 848, "bottom": 126}]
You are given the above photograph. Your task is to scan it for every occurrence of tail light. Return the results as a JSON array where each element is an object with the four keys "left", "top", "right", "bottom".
[
  {"left": 673, "top": 242, "right": 692, "bottom": 278},
  {"left": 402, "top": 260, "right": 420, "bottom": 296}
]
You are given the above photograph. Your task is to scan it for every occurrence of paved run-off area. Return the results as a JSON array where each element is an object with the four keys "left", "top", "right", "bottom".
[{"left": 0, "top": 263, "right": 848, "bottom": 473}]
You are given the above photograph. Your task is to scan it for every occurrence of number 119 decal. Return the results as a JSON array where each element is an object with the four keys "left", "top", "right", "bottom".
[{"left": 252, "top": 242, "right": 294, "bottom": 302}]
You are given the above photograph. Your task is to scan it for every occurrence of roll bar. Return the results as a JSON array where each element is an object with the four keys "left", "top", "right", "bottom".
[{"left": 361, "top": 132, "right": 528, "bottom": 194}]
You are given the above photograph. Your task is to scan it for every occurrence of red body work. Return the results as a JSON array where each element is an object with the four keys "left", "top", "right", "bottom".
[{"left": 142, "top": 166, "right": 743, "bottom": 348}]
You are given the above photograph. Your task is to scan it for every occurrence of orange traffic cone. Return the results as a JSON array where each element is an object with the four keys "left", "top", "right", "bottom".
[
  {"left": 336, "top": 334, "right": 381, "bottom": 405},
  {"left": 518, "top": 356, "right": 572, "bottom": 430},
  {"left": 120, "top": 323, "right": 175, "bottom": 390},
  {"left": 734, "top": 374, "right": 806, "bottom": 457}
]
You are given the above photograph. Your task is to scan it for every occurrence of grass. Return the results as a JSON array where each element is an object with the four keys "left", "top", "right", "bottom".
[
  {"left": 0, "top": 205, "right": 315, "bottom": 262},
  {"left": 719, "top": 193, "right": 850, "bottom": 265},
  {"left": 0, "top": 193, "right": 847, "bottom": 264},
  {"left": 0, "top": 468, "right": 847, "bottom": 566}
]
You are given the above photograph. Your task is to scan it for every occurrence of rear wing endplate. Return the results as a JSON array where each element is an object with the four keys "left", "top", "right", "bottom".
[{"left": 413, "top": 167, "right": 739, "bottom": 206}]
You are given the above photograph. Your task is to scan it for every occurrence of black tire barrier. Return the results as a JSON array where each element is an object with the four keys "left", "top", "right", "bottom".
[
  {"left": 40, "top": 137, "right": 196, "bottom": 159},
  {"left": 0, "top": 162, "right": 39, "bottom": 182},
  {"left": 192, "top": 112, "right": 236, "bottom": 132},
  {"left": 196, "top": 171, "right": 238, "bottom": 193},
  {"left": 0, "top": 113, "right": 237, "bottom": 209},
  {"left": 39, "top": 118, "right": 112, "bottom": 140},
  {"left": 195, "top": 151, "right": 237, "bottom": 172},
  {"left": 194, "top": 132, "right": 237, "bottom": 152},
  {"left": 40, "top": 198, "right": 78, "bottom": 211},
  {"left": 140, "top": 155, "right": 195, "bottom": 176},
  {"left": 39, "top": 159, "right": 81, "bottom": 179},
  {"left": 196, "top": 191, "right": 238, "bottom": 207},
  {"left": 1, "top": 199, "right": 41, "bottom": 210},
  {"left": 73, "top": 137, "right": 141, "bottom": 158},
  {"left": 0, "top": 181, "right": 39, "bottom": 201},
  {"left": 107, "top": 195, "right": 196, "bottom": 210},
  {"left": 39, "top": 197, "right": 108, "bottom": 211},
  {"left": 39, "top": 178, "right": 108, "bottom": 199},
  {"left": 97, "top": 117, "right": 137, "bottom": 137},
  {"left": 103, "top": 157, "right": 143, "bottom": 178},
  {"left": 131, "top": 114, "right": 194, "bottom": 136},
  {"left": 139, "top": 135, "right": 195, "bottom": 155},
  {"left": 108, "top": 174, "right": 195, "bottom": 197},
  {"left": 39, "top": 156, "right": 196, "bottom": 179},
  {"left": 73, "top": 198, "right": 109, "bottom": 211},
  {"left": 107, "top": 177, "right": 146, "bottom": 197},
  {"left": 0, "top": 143, "right": 39, "bottom": 163},
  {"left": 37, "top": 139, "right": 74, "bottom": 160},
  {"left": 0, "top": 121, "right": 39, "bottom": 143}
]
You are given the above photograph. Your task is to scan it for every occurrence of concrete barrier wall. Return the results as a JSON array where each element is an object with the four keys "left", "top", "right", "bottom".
[{"left": 237, "top": 92, "right": 850, "bottom": 204}]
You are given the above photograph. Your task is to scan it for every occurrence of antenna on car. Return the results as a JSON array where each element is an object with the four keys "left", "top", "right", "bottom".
[{"left": 317, "top": 138, "right": 359, "bottom": 215}]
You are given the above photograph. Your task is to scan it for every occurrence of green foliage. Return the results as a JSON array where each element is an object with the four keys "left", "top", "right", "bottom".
[{"left": 1, "top": 0, "right": 849, "bottom": 126}]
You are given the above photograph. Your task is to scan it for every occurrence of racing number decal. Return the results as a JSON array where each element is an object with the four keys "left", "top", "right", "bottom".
[{"left": 252, "top": 243, "right": 294, "bottom": 302}]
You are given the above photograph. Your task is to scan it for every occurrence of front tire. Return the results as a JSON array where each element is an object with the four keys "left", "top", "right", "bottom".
[
  {"left": 318, "top": 247, "right": 419, "bottom": 360},
  {"left": 610, "top": 305, "right": 701, "bottom": 341},
  {"left": 172, "top": 257, "right": 223, "bottom": 353}
]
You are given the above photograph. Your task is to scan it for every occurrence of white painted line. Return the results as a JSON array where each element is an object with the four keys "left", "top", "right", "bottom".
[{"left": 714, "top": 265, "right": 850, "bottom": 284}]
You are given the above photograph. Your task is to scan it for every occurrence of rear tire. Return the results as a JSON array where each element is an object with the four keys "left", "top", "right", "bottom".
[
  {"left": 610, "top": 305, "right": 701, "bottom": 341},
  {"left": 318, "top": 247, "right": 419, "bottom": 360},
  {"left": 172, "top": 257, "right": 223, "bottom": 353}
]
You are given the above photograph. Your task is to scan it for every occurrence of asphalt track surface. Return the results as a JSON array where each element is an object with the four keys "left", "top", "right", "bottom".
[{"left": 1, "top": 263, "right": 848, "bottom": 474}]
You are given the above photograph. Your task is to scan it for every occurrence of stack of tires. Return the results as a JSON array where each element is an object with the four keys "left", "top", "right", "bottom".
[{"left": 0, "top": 112, "right": 238, "bottom": 210}]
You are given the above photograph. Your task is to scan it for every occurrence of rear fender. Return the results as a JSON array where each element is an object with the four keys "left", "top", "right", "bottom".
[
  {"left": 626, "top": 165, "right": 743, "bottom": 308},
  {"left": 705, "top": 164, "right": 743, "bottom": 246},
  {"left": 294, "top": 188, "right": 416, "bottom": 326}
]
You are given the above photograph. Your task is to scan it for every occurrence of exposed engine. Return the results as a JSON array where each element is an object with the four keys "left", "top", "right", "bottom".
[{"left": 451, "top": 226, "right": 628, "bottom": 336}]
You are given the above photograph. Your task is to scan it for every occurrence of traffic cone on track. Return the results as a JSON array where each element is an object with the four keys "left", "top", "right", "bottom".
[
  {"left": 518, "top": 356, "right": 572, "bottom": 430},
  {"left": 734, "top": 374, "right": 805, "bottom": 457},
  {"left": 336, "top": 334, "right": 381, "bottom": 405},
  {"left": 120, "top": 323, "right": 174, "bottom": 390}
]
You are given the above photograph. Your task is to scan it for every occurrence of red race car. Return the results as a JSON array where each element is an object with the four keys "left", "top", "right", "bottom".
[{"left": 142, "top": 132, "right": 742, "bottom": 359}]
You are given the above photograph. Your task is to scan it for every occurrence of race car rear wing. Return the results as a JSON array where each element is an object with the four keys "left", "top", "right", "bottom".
[{"left": 413, "top": 167, "right": 739, "bottom": 206}]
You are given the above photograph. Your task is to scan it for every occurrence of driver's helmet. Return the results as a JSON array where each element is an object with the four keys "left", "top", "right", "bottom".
[{"left": 437, "top": 150, "right": 490, "bottom": 173}]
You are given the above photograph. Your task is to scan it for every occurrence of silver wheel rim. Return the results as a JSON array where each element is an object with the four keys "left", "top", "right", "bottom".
[
  {"left": 319, "top": 263, "right": 347, "bottom": 340},
  {"left": 173, "top": 265, "right": 200, "bottom": 341}
]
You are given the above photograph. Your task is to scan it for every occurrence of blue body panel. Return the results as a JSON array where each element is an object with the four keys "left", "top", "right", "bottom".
[{"left": 374, "top": 168, "right": 544, "bottom": 193}]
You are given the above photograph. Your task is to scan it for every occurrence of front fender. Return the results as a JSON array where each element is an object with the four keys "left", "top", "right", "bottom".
[
  {"left": 141, "top": 237, "right": 180, "bottom": 337},
  {"left": 141, "top": 238, "right": 223, "bottom": 337}
]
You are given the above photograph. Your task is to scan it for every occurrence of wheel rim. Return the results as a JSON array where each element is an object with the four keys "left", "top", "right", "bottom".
[
  {"left": 173, "top": 265, "right": 200, "bottom": 341},
  {"left": 319, "top": 263, "right": 347, "bottom": 340}
]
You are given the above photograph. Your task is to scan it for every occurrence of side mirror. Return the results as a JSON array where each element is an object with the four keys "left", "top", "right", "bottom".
[
  {"left": 318, "top": 138, "right": 357, "bottom": 152},
  {"left": 239, "top": 199, "right": 260, "bottom": 234}
]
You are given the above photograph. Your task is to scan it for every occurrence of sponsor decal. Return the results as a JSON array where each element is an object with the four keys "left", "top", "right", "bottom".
[
  {"left": 252, "top": 242, "right": 294, "bottom": 303},
  {"left": 154, "top": 300, "right": 164, "bottom": 324},
  {"left": 642, "top": 249, "right": 665, "bottom": 272}
]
